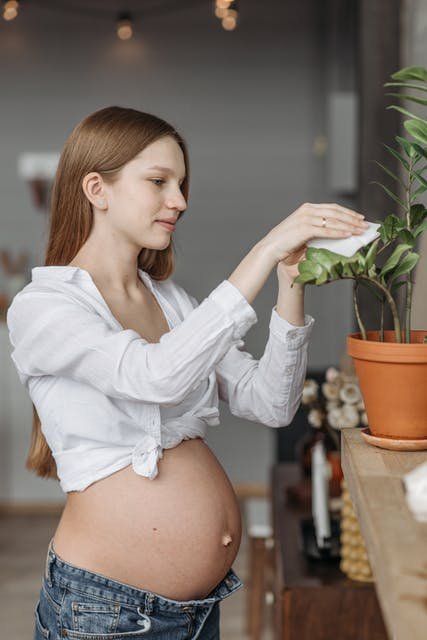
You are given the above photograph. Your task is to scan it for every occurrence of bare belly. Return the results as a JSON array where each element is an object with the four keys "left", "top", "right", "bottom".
[{"left": 52, "top": 438, "right": 242, "bottom": 600}]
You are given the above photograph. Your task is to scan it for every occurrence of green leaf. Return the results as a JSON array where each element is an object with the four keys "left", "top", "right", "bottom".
[
  {"left": 386, "top": 92, "right": 427, "bottom": 106},
  {"left": 387, "top": 104, "right": 426, "bottom": 124},
  {"left": 398, "top": 229, "right": 416, "bottom": 246},
  {"left": 381, "top": 214, "right": 405, "bottom": 241},
  {"left": 396, "top": 135, "right": 415, "bottom": 157},
  {"left": 414, "top": 218, "right": 427, "bottom": 238},
  {"left": 412, "top": 184, "right": 427, "bottom": 199},
  {"left": 330, "top": 264, "right": 343, "bottom": 279},
  {"left": 412, "top": 168, "right": 427, "bottom": 189},
  {"left": 390, "top": 252, "right": 419, "bottom": 280},
  {"left": 384, "top": 82, "right": 427, "bottom": 94},
  {"left": 391, "top": 66, "right": 427, "bottom": 82},
  {"left": 383, "top": 143, "right": 410, "bottom": 169},
  {"left": 315, "top": 268, "right": 329, "bottom": 285},
  {"left": 305, "top": 248, "right": 341, "bottom": 272},
  {"left": 380, "top": 244, "right": 412, "bottom": 278},
  {"left": 404, "top": 119, "right": 427, "bottom": 145},
  {"left": 294, "top": 274, "right": 314, "bottom": 285},
  {"left": 375, "top": 160, "right": 404, "bottom": 186},
  {"left": 341, "top": 255, "right": 365, "bottom": 277},
  {"left": 342, "top": 262, "right": 356, "bottom": 277},
  {"left": 410, "top": 143, "right": 427, "bottom": 160},
  {"left": 298, "top": 260, "right": 323, "bottom": 280},
  {"left": 365, "top": 238, "right": 380, "bottom": 270},
  {"left": 410, "top": 204, "right": 427, "bottom": 226},
  {"left": 371, "top": 181, "right": 405, "bottom": 208},
  {"left": 390, "top": 280, "right": 407, "bottom": 294}
]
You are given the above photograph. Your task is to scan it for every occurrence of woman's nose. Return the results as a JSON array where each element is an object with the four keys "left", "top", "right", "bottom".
[{"left": 166, "top": 190, "right": 187, "bottom": 212}]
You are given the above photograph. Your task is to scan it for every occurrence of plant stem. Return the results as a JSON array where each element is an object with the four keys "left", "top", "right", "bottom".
[
  {"left": 321, "top": 275, "right": 401, "bottom": 341},
  {"left": 404, "top": 157, "right": 413, "bottom": 342},
  {"left": 405, "top": 280, "right": 413, "bottom": 343},
  {"left": 380, "top": 296, "right": 385, "bottom": 341},
  {"left": 358, "top": 276, "right": 401, "bottom": 341},
  {"left": 406, "top": 157, "right": 413, "bottom": 228},
  {"left": 376, "top": 239, "right": 396, "bottom": 256},
  {"left": 353, "top": 282, "right": 367, "bottom": 340}
]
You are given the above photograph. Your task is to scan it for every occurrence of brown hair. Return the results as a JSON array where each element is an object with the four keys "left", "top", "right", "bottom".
[{"left": 26, "top": 106, "right": 190, "bottom": 480}]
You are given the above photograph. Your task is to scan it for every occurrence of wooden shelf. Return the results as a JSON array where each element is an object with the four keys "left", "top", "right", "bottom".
[
  {"left": 272, "top": 462, "right": 387, "bottom": 640},
  {"left": 341, "top": 428, "right": 427, "bottom": 640}
]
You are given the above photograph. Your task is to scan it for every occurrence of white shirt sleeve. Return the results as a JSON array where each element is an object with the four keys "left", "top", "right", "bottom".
[
  {"left": 185, "top": 291, "right": 315, "bottom": 428},
  {"left": 7, "top": 280, "right": 257, "bottom": 405},
  {"left": 215, "top": 310, "right": 314, "bottom": 427}
]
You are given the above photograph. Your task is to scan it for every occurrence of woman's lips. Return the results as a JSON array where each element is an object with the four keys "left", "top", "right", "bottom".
[{"left": 156, "top": 221, "right": 176, "bottom": 232}]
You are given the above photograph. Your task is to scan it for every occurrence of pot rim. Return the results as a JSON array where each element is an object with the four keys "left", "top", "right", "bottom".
[{"left": 347, "top": 331, "right": 427, "bottom": 363}]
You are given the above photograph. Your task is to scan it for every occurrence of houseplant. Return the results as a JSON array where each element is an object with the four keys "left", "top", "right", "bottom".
[{"left": 294, "top": 66, "right": 427, "bottom": 446}]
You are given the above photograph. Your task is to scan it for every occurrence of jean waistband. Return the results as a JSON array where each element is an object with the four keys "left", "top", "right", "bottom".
[{"left": 44, "top": 538, "right": 243, "bottom": 614}]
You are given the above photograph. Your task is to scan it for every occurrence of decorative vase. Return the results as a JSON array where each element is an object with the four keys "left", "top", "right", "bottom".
[
  {"left": 347, "top": 331, "right": 427, "bottom": 440},
  {"left": 298, "top": 427, "right": 338, "bottom": 478},
  {"left": 297, "top": 428, "right": 343, "bottom": 498}
]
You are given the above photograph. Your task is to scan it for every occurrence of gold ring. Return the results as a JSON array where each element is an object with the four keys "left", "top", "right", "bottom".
[{"left": 322, "top": 217, "right": 327, "bottom": 227}]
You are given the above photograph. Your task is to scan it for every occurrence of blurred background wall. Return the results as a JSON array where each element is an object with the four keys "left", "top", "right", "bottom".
[{"left": 0, "top": 0, "right": 424, "bottom": 506}]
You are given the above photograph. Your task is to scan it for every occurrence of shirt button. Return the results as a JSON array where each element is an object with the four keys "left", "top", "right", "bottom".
[
  {"left": 285, "top": 366, "right": 293, "bottom": 376},
  {"left": 288, "top": 330, "right": 298, "bottom": 339}
]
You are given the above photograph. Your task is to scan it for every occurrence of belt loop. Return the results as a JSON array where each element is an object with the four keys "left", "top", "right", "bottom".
[
  {"left": 44, "top": 538, "right": 55, "bottom": 587},
  {"left": 144, "top": 592, "right": 155, "bottom": 615}
]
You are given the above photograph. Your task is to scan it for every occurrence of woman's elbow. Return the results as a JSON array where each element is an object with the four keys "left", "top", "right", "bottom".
[{"left": 263, "top": 401, "right": 300, "bottom": 428}]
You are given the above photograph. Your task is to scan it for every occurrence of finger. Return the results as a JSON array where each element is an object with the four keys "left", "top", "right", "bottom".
[
  {"left": 310, "top": 211, "right": 368, "bottom": 232},
  {"left": 313, "top": 226, "right": 355, "bottom": 239},
  {"left": 313, "top": 218, "right": 366, "bottom": 235},
  {"left": 313, "top": 210, "right": 367, "bottom": 228},
  {"left": 311, "top": 203, "right": 365, "bottom": 219}
]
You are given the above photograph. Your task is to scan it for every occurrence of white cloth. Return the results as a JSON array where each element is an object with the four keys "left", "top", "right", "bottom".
[
  {"left": 307, "top": 222, "right": 380, "bottom": 257},
  {"left": 402, "top": 461, "right": 427, "bottom": 522},
  {"left": 7, "top": 266, "right": 314, "bottom": 492}
]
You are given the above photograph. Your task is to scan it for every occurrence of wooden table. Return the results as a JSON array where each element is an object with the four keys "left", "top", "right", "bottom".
[
  {"left": 341, "top": 428, "right": 427, "bottom": 640},
  {"left": 272, "top": 462, "right": 387, "bottom": 640}
]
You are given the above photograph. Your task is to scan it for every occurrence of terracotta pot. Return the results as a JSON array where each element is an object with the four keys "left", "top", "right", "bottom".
[{"left": 347, "top": 331, "right": 427, "bottom": 440}]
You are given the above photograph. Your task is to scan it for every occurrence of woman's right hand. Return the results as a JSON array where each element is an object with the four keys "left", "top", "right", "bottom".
[
  {"left": 261, "top": 202, "right": 369, "bottom": 265},
  {"left": 227, "top": 202, "right": 369, "bottom": 306}
]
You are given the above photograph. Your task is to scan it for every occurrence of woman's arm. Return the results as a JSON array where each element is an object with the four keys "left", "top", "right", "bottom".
[
  {"left": 213, "top": 265, "right": 313, "bottom": 428},
  {"left": 7, "top": 203, "right": 363, "bottom": 406}
]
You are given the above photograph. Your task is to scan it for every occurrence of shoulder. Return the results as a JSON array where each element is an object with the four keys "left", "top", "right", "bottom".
[{"left": 7, "top": 279, "right": 98, "bottom": 332}]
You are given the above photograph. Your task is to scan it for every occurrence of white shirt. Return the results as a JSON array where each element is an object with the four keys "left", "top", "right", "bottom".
[{"left": 6, "top": 266, "right": 314, "bottom": 492}]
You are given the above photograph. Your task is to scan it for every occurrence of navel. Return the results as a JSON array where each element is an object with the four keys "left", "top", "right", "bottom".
[{"left": 221, "top": 533, "right": 233, "bottom": 547}]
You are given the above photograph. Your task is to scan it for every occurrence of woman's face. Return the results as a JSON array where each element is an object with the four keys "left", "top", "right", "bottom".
[{"left": 102, "top": 135, "right": 187, "bottom": 251}]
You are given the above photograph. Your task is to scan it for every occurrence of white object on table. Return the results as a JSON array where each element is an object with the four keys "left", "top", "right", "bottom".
[
  {"left": 402, "top": 461, "right": 427, "bottom": 522},
  {"left": 312, "top": 440, "right": 332, "bottom": 548},
  {"left": 307, "top": 221, "right": 381, "bottom": 257}
]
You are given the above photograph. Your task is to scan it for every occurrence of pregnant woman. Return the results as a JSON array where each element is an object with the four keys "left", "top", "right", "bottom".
[{"left": 7, "top": 106, "right": 368, "bottom": 639}]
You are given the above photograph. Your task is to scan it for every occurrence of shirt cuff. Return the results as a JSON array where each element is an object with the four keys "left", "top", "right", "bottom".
[
  {"left": 269, "top": 307, "right": 314, "bottom": 347},
  {"left": 208, "top": 280, "right": 258, "bottom": 340}
]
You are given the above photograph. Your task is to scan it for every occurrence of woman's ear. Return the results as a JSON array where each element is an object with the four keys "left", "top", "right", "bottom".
[{"left": 82, "top": 172, "right": 107, "bottom": 210}]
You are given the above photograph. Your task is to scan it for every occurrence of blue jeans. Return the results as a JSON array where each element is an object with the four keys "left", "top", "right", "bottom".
[{"left": 34, "top": 538, "right": 243, "bottom": 640}]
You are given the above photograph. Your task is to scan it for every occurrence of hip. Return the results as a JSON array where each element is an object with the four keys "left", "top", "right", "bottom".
[{"left": 34, "top": 538, "right": 242, "bottom": 640}]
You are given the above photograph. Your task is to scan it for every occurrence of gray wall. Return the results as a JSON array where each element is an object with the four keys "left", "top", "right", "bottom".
[
  {"left": 405, "top": 0, "right": 427, "bottom": 329},
  {"left": 0, "top": 0, "right": 355, "bottom": 502}
]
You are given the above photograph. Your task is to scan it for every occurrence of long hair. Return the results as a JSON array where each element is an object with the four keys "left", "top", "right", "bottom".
[{"left": 26, "top": 106, "right": 190, "bottom": 480}]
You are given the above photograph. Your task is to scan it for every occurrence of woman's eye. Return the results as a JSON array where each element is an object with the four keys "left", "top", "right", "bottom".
[{"left": 151, "top": 179, "right": 165, "bottom": 186}]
